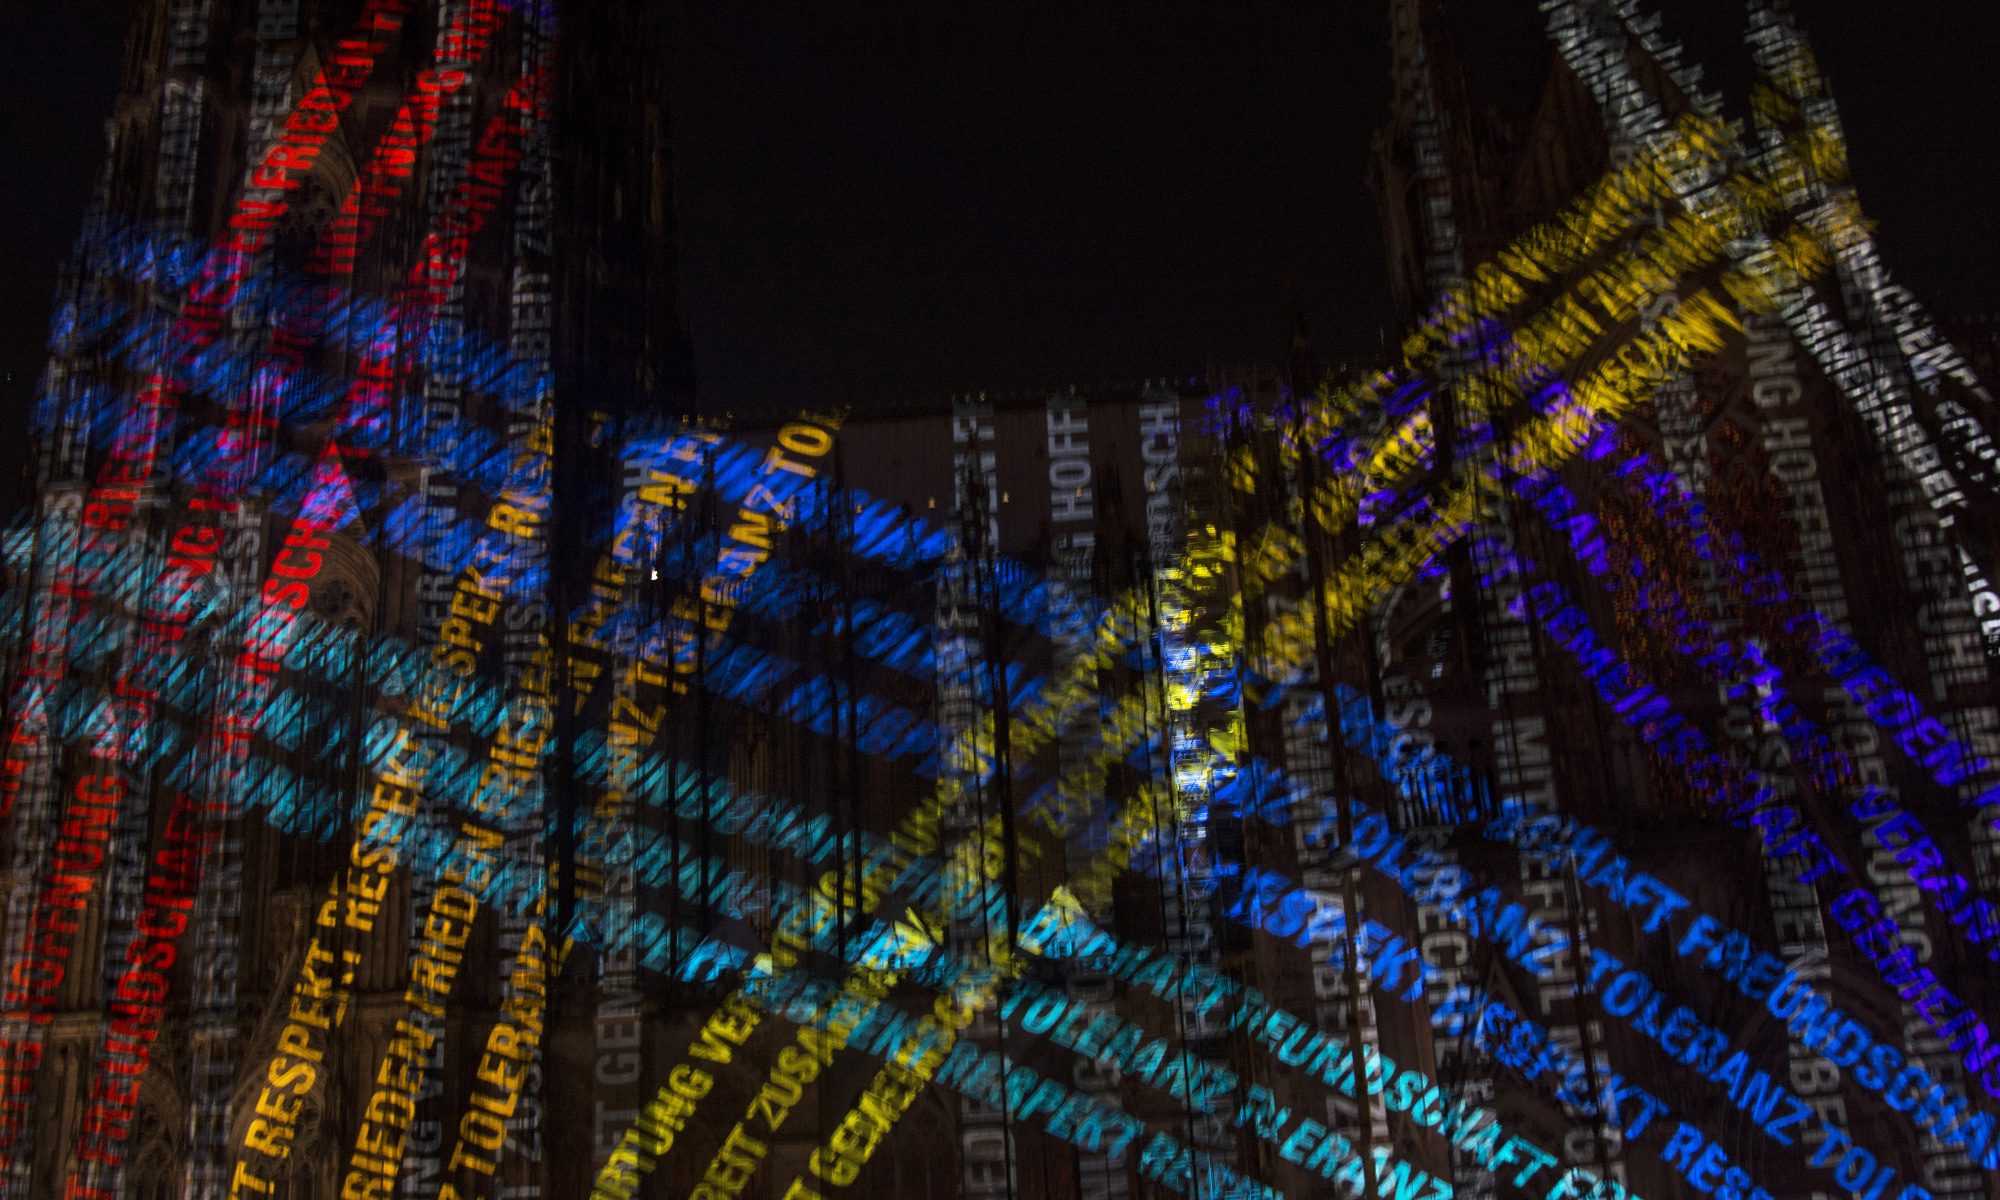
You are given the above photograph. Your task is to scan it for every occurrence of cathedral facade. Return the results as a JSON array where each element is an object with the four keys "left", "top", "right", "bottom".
[{"left": 3, "top": 3, "right": 2000, "bottom": 1200}]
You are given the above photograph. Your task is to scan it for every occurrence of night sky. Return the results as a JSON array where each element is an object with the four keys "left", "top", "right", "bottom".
[{"left": 1, "top": 0, "right": 1996, "bottom": 490}]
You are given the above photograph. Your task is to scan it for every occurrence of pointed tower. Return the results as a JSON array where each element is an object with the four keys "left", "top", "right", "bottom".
[
  {"left": 1360, "top": 10, "right": 1637, "bottom": 1200},
  {"left": 1368, "top": 0, "right": 1617, "bottom": 328},
  {"left": 1368, "top": 0, "right": 1480, "bottom": 325}
]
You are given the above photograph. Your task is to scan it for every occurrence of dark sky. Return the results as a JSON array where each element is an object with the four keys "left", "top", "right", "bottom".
[
  {"left": 661, "top": 0, "right": 2000, "bottom": 412},
  {"left": 2, "top": 1, "right": 1997, "bottom": 458}
]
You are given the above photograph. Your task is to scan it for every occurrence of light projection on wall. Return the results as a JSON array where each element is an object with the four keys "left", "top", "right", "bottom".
[{"left": 2, "top": 1, "right": 2000, "bottom": 1199}]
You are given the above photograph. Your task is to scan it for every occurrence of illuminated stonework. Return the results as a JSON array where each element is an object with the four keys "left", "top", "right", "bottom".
[{"left": 4, "top": 2, "right": 2000, "bottom": 1200}]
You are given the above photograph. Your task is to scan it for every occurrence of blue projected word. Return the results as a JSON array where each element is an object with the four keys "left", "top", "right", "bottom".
[{"left": 1509, "top": 456, "right": 2000, "bottom": 1091}]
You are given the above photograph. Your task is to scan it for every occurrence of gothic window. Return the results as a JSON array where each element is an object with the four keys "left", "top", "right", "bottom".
[
  {"left": 276, "top": 1123, "right": 338, "bottom": 1200},
  {"left": 896, "top": 1098, "right": 958, "bottom": 1197},
  {"left": 126, "top": 1105, "right": 179, "bottom": 1200},
  {"left": 311, "top": 574, "right": 368, "bottom": 631},
  {"left": 275, "top": 174, "right": 346, "bottom": 266}
]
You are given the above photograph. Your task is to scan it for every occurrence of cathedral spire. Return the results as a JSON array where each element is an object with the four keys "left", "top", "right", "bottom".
[
  {"left": 1372, "top": 0, "right": 1476, "bottom": 325},
  {"left": 1282, "top": 291, "right": 1324, "bottom": 401}
]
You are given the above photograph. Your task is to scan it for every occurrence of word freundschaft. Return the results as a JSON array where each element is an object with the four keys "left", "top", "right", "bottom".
[
  {"left": 1326, "top": 676, "right": 2000, "bottom": 1174},
  {"left": 1501, "top": 459, "right": 2000, "bottom": 1098},
  {"left": 931, "top": 1049, "right": 1269, "bottom": 1200},
  {"left": 997, "top": 965, "right": 1564, "bottom": 1200},
  {"left": 62, "top": 791, "right": 211, "bottom": 1196}
]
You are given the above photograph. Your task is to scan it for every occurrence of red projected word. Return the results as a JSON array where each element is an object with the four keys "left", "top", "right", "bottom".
[
  {"left": 134, "top": 0, "right": 418, "bottom": 490},
  {"left": 62, "top": 791, "right": 213, "bottom": 1199},
  {"left": 414, "top": 71, "right": 543, "bottom": 310},
  {"left": 311, "top": 0, "right": 506, "bottom": 276},
  {"left": 241, "top": 1, "right": 415, "bottom": 197},
  {"left": 2, "top": 776, "right": 119, "bottom": 1008},
  {"left": 215, "top": 510, "right": 338, "bottom": 772},
  {"left": 0, "top": 727, "right": 33, "bottom": 822},
  {"left": 0, "top": 775, "right": 123, "bottom": 1140},
  {"left": 58, "top": 505, "right": 228, "bottom": 1199},
  {"left": 319, "top": 63, "right": 543, "bottom": 459}
]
